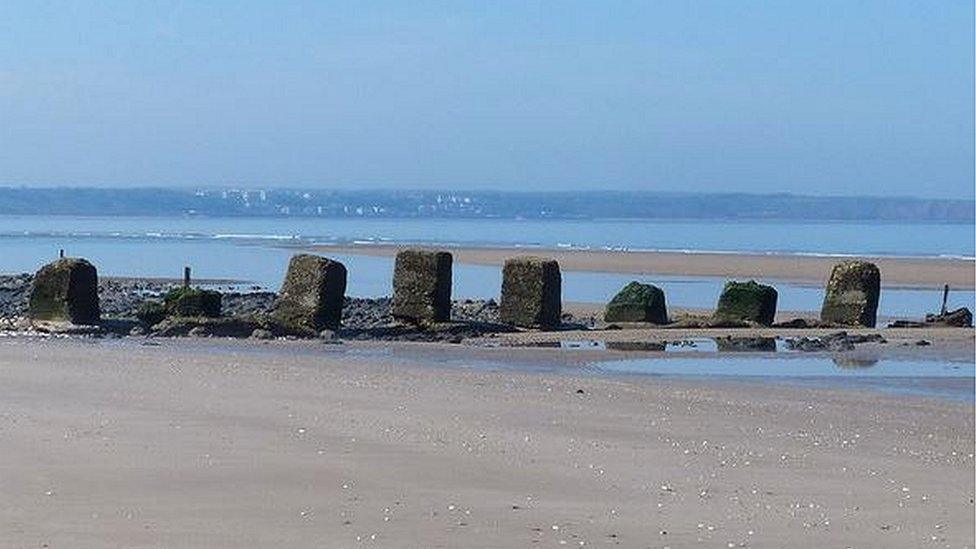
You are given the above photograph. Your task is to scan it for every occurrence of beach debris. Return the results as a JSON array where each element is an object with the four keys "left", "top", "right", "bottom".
[
  {"left": 925, "top": 307, "right": 972, "bottom": 327},
  {"left": 272, "top": 254, "right": 347, "bottom": 335},
  {"left": 162, "top": 287, "right": 222, "bottom": 318},
  {"left": 784, "top": 331, "right": 885, "bottom": 352},
  {"left": 250, "top": 328, "right": 274, "bottom": 340},
  {"left": 500, "top": 256, "right": 562, "bottom": 329},
  {"left": 28, "top": 257, "right": 100, "bottom": 325},
  {"left": 712, "top": 280, "right": 777, "bottom": 326},
  {"left": 604, "top": 281, "right": 668, "bottom": 324},
  {"left": 820, "top": 260, "right": 881, "bottom": 327},
  {"left": 391, "top": 249, "right": 453, "bottom": 324},
  {"left": 889, "top": 307, "right": 973, "bottom": 328},
  {"left": 715, "top": 336, "right": 776, "bottom": 352}
]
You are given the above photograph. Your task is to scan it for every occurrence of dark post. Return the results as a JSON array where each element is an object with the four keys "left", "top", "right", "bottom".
[
  {"left": 941, "top": 284, "right": 949, "bottom": 315},
  {"left": 183, "top": 266, "right": 191, "bottom": 289},
  {"left": 58, "top": 249, "right": 64, "bottom": 259}
]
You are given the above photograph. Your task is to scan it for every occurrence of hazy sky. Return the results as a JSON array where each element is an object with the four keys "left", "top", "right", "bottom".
[{"left": 1, "top": 1, "right": 973, "bottom": 197}]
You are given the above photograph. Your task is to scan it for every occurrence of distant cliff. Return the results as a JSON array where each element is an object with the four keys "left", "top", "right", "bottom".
[{"left": 0, "top": 187, "right": 970, "bottom": 223}]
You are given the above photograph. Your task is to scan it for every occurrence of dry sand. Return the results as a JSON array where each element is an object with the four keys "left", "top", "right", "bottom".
[
  {"left": 0, "top": 338, "right": 972, "bottom": 548},
  {"left": 304, "top": 244, "right": 975, "bottom": 290}
]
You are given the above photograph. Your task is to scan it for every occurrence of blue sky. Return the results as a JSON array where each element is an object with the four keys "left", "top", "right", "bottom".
[{"left": 1, "top": 1, "right": 972, "bottom": 197}]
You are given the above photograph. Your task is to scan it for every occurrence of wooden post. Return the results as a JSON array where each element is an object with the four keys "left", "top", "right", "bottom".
[
  {"left": 941, "top": 284, "right": 949, "bottom": 315},
  {"left": 183, "top": 266, "right": 191, "bottom": 289}
]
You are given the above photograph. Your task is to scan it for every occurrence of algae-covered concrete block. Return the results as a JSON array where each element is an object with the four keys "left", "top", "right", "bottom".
[
  {"left": 273, "top": 254, "right": 347, "bottom": 334},
  {"left": 163, "top": 287, "right": 222, "bottom": 318},
  {"left": 391, "top": 249, "right": 452, "bottom": 324},
  {"left": 604, "top": 281, "right": 668, "bottom": 324},
  {"left": 713, "top": 280, "right": 777, "bottom": 326},
  {"left": 500, "top": 256, "right": 561, "bottom": 329},
  {"left": 29, "top": 258, "right": 100, "bottom": 324},
  {"left": 820, "top": 261, "right": 880, "bottom": 327}
]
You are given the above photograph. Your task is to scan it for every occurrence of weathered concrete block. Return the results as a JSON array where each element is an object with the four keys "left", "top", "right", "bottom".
[
  {"left": 28, "top": 258, "right": 100, "bottom": 324},
  {"left": 604, "top": 281, "right": 668, "bottom": 323},
  {"left": 820, "top": 261, "right": 880, "bottom": 327},
  {"left": 392, "top": 249, "right": 452, "bottom": 324},
  {"left": 713, "top": 280, "right": 777, "bottom": 326},
  {"left": 163, "top": 287, "right": 222, "bottom": 318},
  {"left": 273, "top": 254, "right": 347, "bottom": 334},
  {"left": 500, "top": 256, "right": 562, "bottom": 329}
]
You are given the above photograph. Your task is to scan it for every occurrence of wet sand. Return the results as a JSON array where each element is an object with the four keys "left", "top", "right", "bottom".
[
  {"left": 0, "top": 338, "right": 972, "bottom": 548},
  {"left": 304, "top": 244, "right": 976, "bottom": 290}
]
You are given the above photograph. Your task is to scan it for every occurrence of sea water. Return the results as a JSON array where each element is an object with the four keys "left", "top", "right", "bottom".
[{"left": 0, "top": 215, "right": 971, "bottom": 318}]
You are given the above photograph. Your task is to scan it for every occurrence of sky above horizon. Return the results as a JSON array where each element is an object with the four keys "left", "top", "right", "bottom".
[{"left": 1, "top": 1, "right": 973, "bottom": 198}]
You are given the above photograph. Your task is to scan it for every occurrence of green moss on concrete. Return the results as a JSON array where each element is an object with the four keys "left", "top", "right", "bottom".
[
  {"left": 820, "top": 261, "right": 880, "bottom": 327},
  {"left": 604, "top": 281, "right": 668, "bottom": 323},
  {"left": 713, "top": 280, "right": 777, "bottom": 326},
  {"left": 163, "top": 287, "right": 222, "bottom": 318},
  {"left": 28, "top": 258, "right": 100, "bottom": 324},
  {"left": 500, "top": 256, "right": 562, "bottom": 329}
]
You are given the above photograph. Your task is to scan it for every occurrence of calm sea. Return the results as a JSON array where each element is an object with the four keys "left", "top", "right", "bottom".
[{"left": 0, "top": 215, "right": 972, "bottom": 318}]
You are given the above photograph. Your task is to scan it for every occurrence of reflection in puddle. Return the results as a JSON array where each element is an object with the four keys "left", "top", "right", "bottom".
[{"left": 519, "top": 337, "right": 794, "bottom": 354}]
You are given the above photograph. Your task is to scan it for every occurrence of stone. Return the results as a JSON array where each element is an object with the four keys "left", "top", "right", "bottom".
[
  {"left": 250, "top": 328, "right": 274, "bottom": 340},
  {"left": 604, "top": 281, "right": 668, "bottom": 323},
  {"left": 820, "top": 261, "right": 880, "bottom": 327},
  {"left": 391, "top": 249, "right": 452, "bottom": 324},
  {"left": 273, "top": 254, "right": 347, "bottom": 335},
  {"left": 715, "top": 336, "right": 776, "bottom": 352},
  {"left": 500, "top": 256, "right": 562, "bottom": 329},
  {"left": 129, "top": 325, "right": 146, "bottom": 336},
  {"left": 188, "top": 326, "right": 209, "bottom": 337},
  {"left": 713, "top": 280, "right": 777, "bottom": 326},
  {"left": 136, "top": 300, "right": 167, "bottom": 327},
  {"left": 163, "top": 287, "right": 222, "bottom": 318},
  {"left": 28, "top": 258, "right": 100, "bottom": 324},
  {"left": 924, "top": 307, "right": 972, "bottom": 328}
]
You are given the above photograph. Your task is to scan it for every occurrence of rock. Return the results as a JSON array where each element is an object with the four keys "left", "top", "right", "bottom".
[
  {"left": 250, "top": 328, "right": 274, "bottom": 340},
  {"left": 136, "top": 300, "right": 167, "bottom": 327},
  {"left": 187, "top": 326, "right": 209, "bottom": 337},
  {"left": 391, "top": 249, "right": 453, "bottom": 324},
  {"left": 272, "top": 254, "right": 347, "bottom": 335},
  {"left": 500, "top": 256, "right": 562, "bottom": 329},
  {"left": 604, "top": 281, "right": 668, "bottom": 324},
  {"left": 924, "top": 307, "right": 972, "bottom": 328},
  {"left": 712, "top": 280, "right": 777, "bottom": 326},
  {"left": 29, "top": 258, "right": 100, "bottom": 325},
  {"left": 820, "top": 261, "right": 881, "bottom": 327},
  {"left": 318, "top": 329, "right": 337, "bottom": 341},
  {"left": 784, "top": 331, "right": 885, "bottom": 352},
  {"left": 129, "top": 325, "right": 146, "bottom": 336},
  {"left": 715, "top": 336, "right": 776, "bottom": 352},
  {"left": 163, "top": 287, "right": 222, "bottom": 318}
]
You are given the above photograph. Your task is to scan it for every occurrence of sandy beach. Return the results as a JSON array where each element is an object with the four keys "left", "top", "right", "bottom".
[
  {"left": 304, "top": 244, "right": 976, "bottom": 290},
  {"left": 1, "top": 338, "right": 971, "bottom": 548}
]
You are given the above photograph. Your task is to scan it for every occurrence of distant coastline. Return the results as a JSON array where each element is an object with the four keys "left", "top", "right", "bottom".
[{"left": 0, "top": 187, "right": 971, "bottom": 223}]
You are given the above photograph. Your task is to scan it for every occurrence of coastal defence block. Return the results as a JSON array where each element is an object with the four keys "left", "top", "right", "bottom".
[
  {"left": 391, "top": 249, "right": 453, "bottom": 324},
  {"left": 604, "top": 281, "right": 668, "bottom": 324},
  {"left": 28, "top": 258, "right": 100, "bottom": 324},
  {"left": 821, "top": 261, "right": 880, "bottom": 327},
  {"left": 713, "top": 280, "right": 777, "bottom": 326},
  {"left": 273, "top": 254, "right": 347, "bottom": 334},
  {"left": 163, "top": 287, "right": 222, "bottom": 317},
  {"left": 500, "top": 256, "right": 562, "bottom": 329}
]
